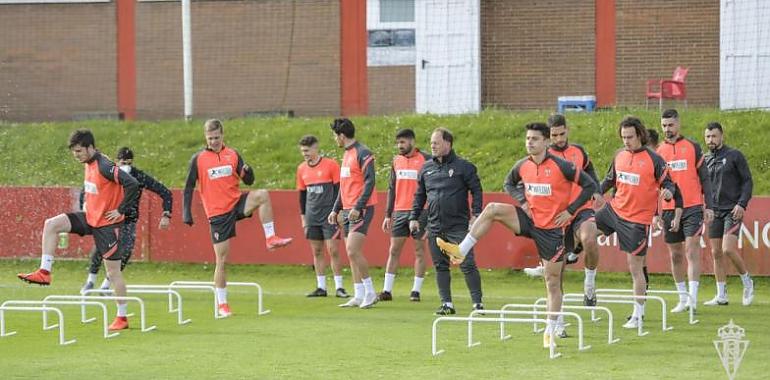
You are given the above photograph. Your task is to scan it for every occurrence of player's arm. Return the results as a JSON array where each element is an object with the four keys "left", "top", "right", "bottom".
[
  {"left": 410, "top": 165, "right": 428, "bottom": 221},
  {"left": 182, "top": 153, "right": 200, "bottom": 225},
  {"left": 296, "top": 168, "right": 307, "bottom": 227},
  {"left": 99, "top": 158, "right": 140, "bottom": 216},
  {"left": 735, "top": 151, "right": 753, "bottom": 209},
  {"left": 693, "top": 143, "right": 715, "bottom": 210},
  {"left": 136, "top": 169, "right": 173, "bottom": 216},
  {"left": 236, "top": 152, "right": 255, "bottom": 185},
  {"left": 598, "top": 160, "right": 617, "bottom": 195},
  {"left": 503, "top": 162, "right": 526, "bottom": 205},
  {"left": 558, "top": 161, "right": 598, "bottom": 215},
  {"left": 353, "top": 151, "right": 376, "bottom": 212},
  {"left": 385, "top": 164, "right": 397, "bottom": 218},
  {"left": 464, "top": 161, "right": 483, "bottom": 217}
]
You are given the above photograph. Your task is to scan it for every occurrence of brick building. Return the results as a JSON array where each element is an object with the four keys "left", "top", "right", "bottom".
[{"left": 0, "top": 0, "right": 725, "bottom": 121}]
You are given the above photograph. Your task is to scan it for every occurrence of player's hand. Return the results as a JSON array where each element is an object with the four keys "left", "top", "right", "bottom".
[
  {"left": 704, "top": 208, "right": 714, "bottom": 225},
  {"left": 592, "top": 193, "right": 606, "bottom": 209},
  {"left": 409, "top": 220, "right": 420, "bottom": 234},
  {"left": 660, "top": 189, "right": 674, "bottom": 201},
  {"left": 327, "top": 211, "right": 338, "bottom": 225},
  {"left": 554, "top": 210, "right": 573, "bottom": 228},
  {"left": 382, "top": 217, "right": 392, "bottom": 233},
  {"left": 104, "top": 209, "right": 123, "bottom": 223},
  {"left": 159, "top": 215, "right": 171, "bottom": 229},
  {"left": 652, "top": 215, "right": 664, "bottom": 232},
  {"left": 670, "top": 215, "right": 681, "bottom": 232},
  {"left": 348, "top": 208, "right": 361, "bottom": 223},
  {"left": 731, "top": 205, "right": 745, "bottom": 220}
]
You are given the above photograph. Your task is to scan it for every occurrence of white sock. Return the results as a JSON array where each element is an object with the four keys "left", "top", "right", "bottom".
[
  {"left": 353, "top": 283, "right": 364, "bottom": 300},
  {"left": 262, "top": 222, "right": 275, "bottom": 238},
  {"left": 40, "top": 254, "right": 54, "bottom": 272},
  {"left": 216, "top": 287, "right": 228, "bottom": 305},
  {"left": 444, "top": 302, "right": 454, "bottom": 309},
  {"left": 740, "top": 272, "right": 752, "bottom": 288},
  {"left": 362, "top": 277, "right": 375, "bottom": 295},
  {"left": 633, "top": 302, "right": 645, "bottom": 319},
  {"left": 117, "top": 303, "right": 128, "bottom": 317},
  {"left": 316, "top": 275, "right": 326, "bottom": 290},
  {"left": 676, "top": 282, "right": 687, "bottom": 303},
  {"left": 545, "top": 319, "right": 555, "bottom": 334},
  {"left": 334, "top": 275, "right": 344, "bottom": 290},
  {"left": 412, "top": 276, "right": 424, "bottom": 292},
  {"left": 584, "top": 268, "right": 596, "bottom": 294},
  {"left": 688, "top": 281, "right": 699, "bottom": 306},
  {"left": 87, "top": 273, "right": 97, "bottom": 284},
  {"left": 458, "top": 234, "right": 477, "bottom": 256},
  {"left": 100, "top": 278, "right": 111, "bottom": 289},
  {"left": 383, "top": 273, "right": 396, "bottom": 292},
  {"left": 556, "top": 314, "right": 565, "bottom": 327},
  {"left": 717, "top": 281, "right": 727, "bottom": 298}
]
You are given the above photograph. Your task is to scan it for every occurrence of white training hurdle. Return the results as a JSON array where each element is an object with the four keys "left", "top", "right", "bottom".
[
  {"left": 432, "top": 316, "right": 561, "bottom": 359},
  {"left": 51, "top": 295, "right": 156, "bottom": 332},
  {"left": 169, "top": 281, "right": 271, "bottom": 315},
  {"left": 2, "top": 300, "right": 118, "bottom": 339},
  {"left": 0, "top": 306, "right": 75, "bottom": 346},
  {"left": 497, "top": 304, "right": 620, "bottom": 345},
  {"left": 126, "top": 284, "right": 222, "bottom": 319},
  {"left": 466, "top": 309, "right": 592, "bottom": 352},
  {"left": 595, "top": 288, "right": 699, "bottom": 325},
  {"left": 81, "top": 289, "right": 192, "bottom": 326}
]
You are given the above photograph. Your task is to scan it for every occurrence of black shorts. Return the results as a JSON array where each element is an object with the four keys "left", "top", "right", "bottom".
[
  {"left": 341, "top": 206, "right": 375, "bottom": 237},
  {"left": 305, "top": 223, "right": 339, "bottom": 241},
  {"left": 208, "top": 192, "right": 250, "bottom": 244},
  {"left": 391, "top": 210, "right": 428, "bottom": 239},
  {"left": 67, "top": 212, "right": 125, "bottom": 261},
  {"left": 709, "top": 209, "right": 742, "bottom": 239},
  {"left": 595, "top": 204, "right": 650, "bottom": 256},
  {"left": 564, "top": 208, "right": 596, "bottom": 252},
  {"left": 662, "top": 206, "right": 704, "bottom": 243},
  {"left": 515, "top": 206, "right": 566, "bottom": 262}
]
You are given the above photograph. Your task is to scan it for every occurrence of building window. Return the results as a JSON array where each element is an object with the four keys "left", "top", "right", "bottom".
[
  {"left": 380, "top": 0, "right": 414, "bottom": 23},
  {"left": 368, "top": 29, "right": 415, "bottom": 48}
]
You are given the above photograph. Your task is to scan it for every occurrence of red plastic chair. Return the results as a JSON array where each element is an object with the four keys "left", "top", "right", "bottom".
[{"left": 646, "top": 66, "right": 688, "bottom": 111}]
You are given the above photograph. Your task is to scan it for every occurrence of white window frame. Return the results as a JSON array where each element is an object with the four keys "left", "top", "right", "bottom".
[{"left": 367, "top": 0, "right": 416, "bottom": 67}]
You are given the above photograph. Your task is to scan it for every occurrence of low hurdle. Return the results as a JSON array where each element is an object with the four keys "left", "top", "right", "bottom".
[
  {"left": 52, "top": 294, "right": 156, "bottom": 332},
  {"left": 126, "top": 284, "right": 221, "bottom": 319},
  {"left": 2, "top": 299, "right": 118, "bottom": 339},
  {"left": 496, "top": 303, "right": 620, "bottom": 345},
  {"left": 596, "top": 288, "right": 699, "bottom": 325},
  {"left": 432, "top": 316, "right": 561, "bottom": 359},
  {"left": 0, "top": 305, "right": 75, "bottom": 346},
  {"left": 169, "top": 281, "right": 271, "bottom": 315},
  {"left": 466, "top": 309, "right": 592, "bottom": 351},
  {"left": 81, "top": 289, "right": 192, "bottom": 326}
]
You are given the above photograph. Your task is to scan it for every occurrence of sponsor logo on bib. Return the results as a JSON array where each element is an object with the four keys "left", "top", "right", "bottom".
[
  {"left": 340, "top": 167, "right": 351, "bottom": 178},
  {"left": 526, "top": 183, "right": 552, "bottom": 196},
  {"left": 668, "top": 159, "right": 688, "bottom": 171},
  {"left": 208, "top": 165, "right": 233, "bottom": 179},
  {"left": 396, "top": 169, "right": 419, "bottom": 180},
  {"left": 617, "top": 171, "right": 641, "bottom": 186},
  {"left": 83, "top": 180, "right": 98, "bottom": 194},
  {"left": 307, "top": 185, "right": 324, "bottom": 194}
]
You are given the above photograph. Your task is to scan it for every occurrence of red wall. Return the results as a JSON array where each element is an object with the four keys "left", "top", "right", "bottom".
[{"left": 2, "top": 187, "right": 768, "bottom": 275}]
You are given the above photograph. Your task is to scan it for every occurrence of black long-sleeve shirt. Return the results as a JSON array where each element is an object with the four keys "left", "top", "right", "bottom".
[
  {"left": 705, "top": 144, "right": 753, "bottom": 210},
  {"left": 410, "top": 150, "right": 483, "bottom": 233}
]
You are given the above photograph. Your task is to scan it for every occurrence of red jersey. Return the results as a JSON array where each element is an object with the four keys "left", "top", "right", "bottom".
[
  {"left": 183, "top": 145, "right": 254, "bottom": 221},
  {"left": 83, "top": 152, "right": 139, "bottom": 228},
  {"left": 548, "top": 143, "right": 598, "bottom": 214},
  {"left": 657, "top": 136, "right": 707, "bottom": 210},
  {"left": 335, "top": 141, "right": 377, "bottom": 211},
  {"left": 504, "top": 153, "right": 596, "bottom": 229},
  {"left": 296, "top": 157, "right": 340, "bottom": 226},
  {"left": 386, "top": 149, "right": 430, "bottom": 215},
  {"left": 601, "top": 147, "right": 679, "bottom": 225}
]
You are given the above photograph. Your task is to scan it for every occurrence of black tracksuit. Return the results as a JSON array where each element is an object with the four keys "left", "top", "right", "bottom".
[
  {"left": 411, "top": 150, "right": 483, "bottom": 305},
  {"left": 705, "top": 145, "right": 752, "bottom": 211}
]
